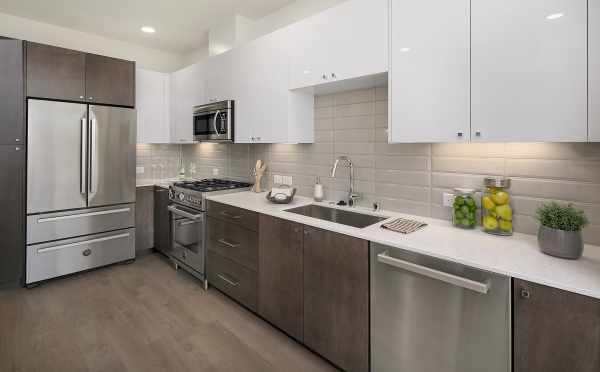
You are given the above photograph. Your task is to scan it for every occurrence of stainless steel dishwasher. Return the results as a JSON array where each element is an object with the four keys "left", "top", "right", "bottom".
[{"left": 371, "top": 243, "right": 511, "bottom": 372}]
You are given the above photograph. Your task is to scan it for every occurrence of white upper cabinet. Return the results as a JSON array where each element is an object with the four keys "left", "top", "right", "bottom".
[
  {"left": 229, "top": 27, "right": 314, "bottom": 143},
  {"left": 590, "top": 0, "right": 600, "bottom": 141},
  {"left": 388, "top": 0, "right": 470, "bottom": 143},
  {"left": 205, "top": 52, "right": 236, "bottom": 105},
  {"left": 289, "top": 0, "right": 388, "bottom": 90},
  {"left": 170, "top": 63, "right": 205, "bottom": 143},
  {"left": 471, "top": 0, "right": 588, "bottom": 142},
  {"left": 136, "top": 68, "right": 170, "bottom": 143}
]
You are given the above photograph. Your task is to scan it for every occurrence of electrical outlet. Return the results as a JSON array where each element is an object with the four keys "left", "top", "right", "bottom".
[
  {"left": 283, "top": 176, "right": 293, "bottom": 186},
  {"left": 136, "top": 167, "right": 145, "bottom": 175},
  {"left": 274, "top": 175, "right": 283, "bottom": 185},
  {"left": 443, "top": 192, "right": 456, "bottom": 207},
  {"left": 212, "top": 168, "right": 219, "bottom": 176}
]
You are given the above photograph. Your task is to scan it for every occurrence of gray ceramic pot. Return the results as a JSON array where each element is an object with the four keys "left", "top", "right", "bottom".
[{"left": 538, "top": 225, "right": 584, "bottom": 260}]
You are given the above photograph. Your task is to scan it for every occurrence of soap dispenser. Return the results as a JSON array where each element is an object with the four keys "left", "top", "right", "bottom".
[{"left": 314, "top": 176, "right": 324, "bottom": 202}]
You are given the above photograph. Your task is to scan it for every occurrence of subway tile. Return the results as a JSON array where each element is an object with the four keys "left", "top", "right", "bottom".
[
  {"left": 375, "top": 169, "right": 430, "bottom": 187},
  {"left": 334, "top": 102, "right": 375, "bottom": 117},
  {"left": 432, "top": 143, "right": 506, "bottom": 158},
  {"left": 375, "top": 101, "right": 388, "bottom": 115},
  {"left": 510, "top": 178, "right": 600, "bottom": 204},
  {"left": 315, "top": 106, "right": 333, "bottom": 119},
  {"left": 375, "top": 183, "right": 429, "bottom": 202},
  {"left": 432, "top": 157, "right": 505, "bottom": 175},
  {"left": 432, "top": 173, "right": 486, "bottom": 189},
  {"left": 375, "top": 143, "right": 430, "bottom": 156},
  {"left": 315, "top": 94, "right": 334, "bottom": 108},
  {"left": 375, "top": 113, "right": 388, "bottom": 128},
  {"left": 505, "top": 143, "right": 600, "bottom": 160},
  {"left": 506, "top": 159, "right": 600, "bottom": 183},
  {"left": 375, "top": 156, "right": 429, "bottom": 171},
  {"left": 375, "top": 86, "right": 388, "bottom": 101},
  {"left": 334, "top": 129, "right": 375, "bottom": 143},
  {"left": 314, "top": 130, "right": 334, "bottom": 143},
  {"left": 334, "top": 142, "right": 375, "bottom": 155},
  {"left": 334, "top": 88, "right": 375, "bottom": 105},
  {"left": 334, "top": 115, "right": 375, "bottom": 130}
]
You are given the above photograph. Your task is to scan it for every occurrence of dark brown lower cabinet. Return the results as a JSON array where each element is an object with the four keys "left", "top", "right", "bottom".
[
  {"left": 514, "top": 279, "right": 600, "bottom": 372},
  {"left": 258, "top": 215, "right": 304, "bottom": 341},
  {"left": 135, "top": 186, "right": 154, "bottom": 253},
  {"left": 0, "top": 145, "right": 24, "bottom": 285},
  {"left": 153, "top": 187, "right": 171, "bottom": 256},
  {"left": 303, "top": 227, "right": 369, "bottom": 372}
]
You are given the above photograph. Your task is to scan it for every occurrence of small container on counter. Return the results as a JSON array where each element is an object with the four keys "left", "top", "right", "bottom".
[
  {"left": 482, "top": 177, "right": 513, "bottom": 236},
  {"left": 314, "top": 176, "right": 324, "bottom": 202},
  {"left": 452, "top": 188, "right": 478, "bottom": 229}
]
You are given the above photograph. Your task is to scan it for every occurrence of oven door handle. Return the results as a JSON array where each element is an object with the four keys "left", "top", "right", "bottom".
[{"left": 168, "top": 205, "right": 203, "bottom": 221}]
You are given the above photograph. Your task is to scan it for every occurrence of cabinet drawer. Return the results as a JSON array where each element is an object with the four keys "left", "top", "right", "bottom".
[
  {"left": 207, "top": 201, "right": 258, "bottom": 232},
  {"left": 26, "top": 228, "right": 135, "bottom": 284},
  {"left": 207, "top": 251, "right": 257, "bottom": 312},
  {"left": 207, "top": 216, "right": 258, "bottom": 271}
]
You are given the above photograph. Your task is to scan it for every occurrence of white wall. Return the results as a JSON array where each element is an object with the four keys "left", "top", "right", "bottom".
[{"left": 0, "top": 12, "right": 184, "bottom": 72}]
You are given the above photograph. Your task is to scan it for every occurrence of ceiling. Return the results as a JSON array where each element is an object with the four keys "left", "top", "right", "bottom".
[{"left": 0, "top": 0, "right": 295, "bottom": 53}]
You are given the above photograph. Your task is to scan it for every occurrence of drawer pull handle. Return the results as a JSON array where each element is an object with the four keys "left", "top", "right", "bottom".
[
  {"left": 82, "top": 249, "right": 92, "bottom": 257},
  {"left": 37, "top": 208, "right": 131, "bottom": 223},
  {"left": 218, "top": 238, "right": 240, "bottom": 248},
  {"left": 217, "top": 273, "right": 240, "bottom": 287},
  {"left": 37, "top": 233, "right": 130, "bottom": 254},
  {"left": 220, "top": 211, "right": 242, "bottom": 220}
]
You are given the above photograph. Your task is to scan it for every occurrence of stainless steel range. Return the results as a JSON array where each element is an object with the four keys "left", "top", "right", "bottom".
[{"left": 163, "top": 179, "right": 252, "bottom": 288}]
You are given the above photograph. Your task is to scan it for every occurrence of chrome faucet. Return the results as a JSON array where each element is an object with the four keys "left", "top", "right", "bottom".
[{"left": 330, "top": 156, "right": 361, "bottom": 207}]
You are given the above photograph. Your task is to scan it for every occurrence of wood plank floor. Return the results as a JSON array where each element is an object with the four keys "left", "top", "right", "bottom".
[{"left": 0, "top": 253, "right": 339, "bottom": 372}]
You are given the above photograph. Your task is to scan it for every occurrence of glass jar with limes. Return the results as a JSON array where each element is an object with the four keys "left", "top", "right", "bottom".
[
  {"left": 452, "top": 188, "right": 478, "bottom": 229},
  {"left": 482, "top": 177, "right": 513, "bottom": 236}
]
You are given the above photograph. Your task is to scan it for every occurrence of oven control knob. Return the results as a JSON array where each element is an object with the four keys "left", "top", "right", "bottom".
[
  {"left": 168, "top": 189, "right": 174, "bottom": 199},
  {"left": 178, "top": 193, "right": 185, "bottom": 201}
]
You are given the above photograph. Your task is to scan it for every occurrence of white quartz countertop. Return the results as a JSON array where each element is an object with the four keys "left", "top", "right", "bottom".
[{"left": 206, "top": 191, "right": 600, "bottom": 300}]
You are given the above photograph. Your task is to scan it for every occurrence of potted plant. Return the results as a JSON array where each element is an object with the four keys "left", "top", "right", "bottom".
[{"left": 535, "top": 202, "right": 589, "bottom": 259}]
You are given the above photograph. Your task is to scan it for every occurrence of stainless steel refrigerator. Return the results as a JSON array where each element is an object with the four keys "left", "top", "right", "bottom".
[{"left": 26, "top": 99, "right": 137, "bottom": 285}]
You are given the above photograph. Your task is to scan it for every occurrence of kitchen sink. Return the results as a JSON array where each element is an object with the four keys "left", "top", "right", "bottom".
[{"left": 284, "top": 204, "right": 389, "bottom": 229}]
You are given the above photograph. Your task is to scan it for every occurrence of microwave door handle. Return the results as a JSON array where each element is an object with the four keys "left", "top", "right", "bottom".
[{"left": 212, "top": 110, "right": 221, "bottom": 135}]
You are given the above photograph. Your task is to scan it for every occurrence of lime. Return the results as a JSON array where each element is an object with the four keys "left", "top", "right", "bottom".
[
  {"left": 455, "top": 211, "right": 464, "bottom": 220},
  {"left": 455, "top": 196, "right": 465, "bottom": 206},
  {"left": 461, "top": 205, "right": 470, "bottom": 215},
  {"left": 466, "top": 198, "right": 476, "bottom": 209}
]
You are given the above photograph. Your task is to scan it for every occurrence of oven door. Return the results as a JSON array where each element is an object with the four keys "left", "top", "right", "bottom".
[
  {"left": 168, "top": 204, "right": 205, "bottom": 274},
  {"left": 193, "top": 109, "right": 232, "bottom": 142}
]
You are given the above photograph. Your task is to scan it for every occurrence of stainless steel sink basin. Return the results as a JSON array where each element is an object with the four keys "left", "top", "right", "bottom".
[{"left": 284, "top": 204, "right": 388, "bottom": 229}]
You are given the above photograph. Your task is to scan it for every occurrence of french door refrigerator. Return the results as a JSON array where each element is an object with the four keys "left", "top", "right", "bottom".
[{"left": 26, "top": 99, "right": 137, "bottom": 285}]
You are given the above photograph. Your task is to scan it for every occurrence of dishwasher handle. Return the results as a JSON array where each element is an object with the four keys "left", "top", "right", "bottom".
[{"left": 377, "top": 251, "right": 490, "bottom": 294}]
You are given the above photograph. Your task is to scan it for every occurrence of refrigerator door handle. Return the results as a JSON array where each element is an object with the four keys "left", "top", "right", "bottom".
[
  {"left": 89, "top": 110, "right": 98, "bottom": 194},
  {"left": 80, "top": 117, "right": 87, "bottom": 195}
]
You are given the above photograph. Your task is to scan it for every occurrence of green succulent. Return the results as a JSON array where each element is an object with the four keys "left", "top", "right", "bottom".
[{"left": 535, "top": 202, "right": 588, "bottom": 232}]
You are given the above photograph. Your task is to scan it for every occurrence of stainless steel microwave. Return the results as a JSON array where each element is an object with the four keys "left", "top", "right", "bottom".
[{"left": 193, "top": 100, "right": 234, "bottom": 142}]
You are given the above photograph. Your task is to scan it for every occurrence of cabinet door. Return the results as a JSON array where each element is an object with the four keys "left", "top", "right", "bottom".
[
  {"left": 153, "top": 188, "right": 171, "bottom": 255},
  {"left": 26, "top": 42, "right": 86, "bottom": 102},
  {"left": 0, "top": 145, "right": 24, "bottom": 284},
  {"left": 136, "top": 69, "right": 170, "bottom": 143},
  {"left": 289, "top": 0, "right": 388, "bottom": 90},
  {"left": 303, "top": 227, "right": 369, "bottom": 372},
  {"left": 0, "top": 39, "right": 24, "bottom": 146},
  {"left": 135, "top": 186, "right": 154, "bottom": 252},
  {"left": 205, "top": 52, "right": 235, "bottom": 104},
  {"left": 85, "top": 53, "right": 135, "bottom": 107},
  {"left": 514, "top": 279, "right": 600, "bottom": 372},
  {"left": 258, "top": 215, "right": 303, "bottom": 341},
  {"left": 590, "top": 0, "right": 600, "bottom": 141},
  {"left": 389, "top": 0, "right": 470, "bottom": 143},
  {"left": 232, "top": 28, "right": 289, "bottom": 143},
  {"left": 170, "top": 63, "right": 205, "bottom": 143},
  {"left": 472, "top": 0, "right": 587, "bottom": 142}
]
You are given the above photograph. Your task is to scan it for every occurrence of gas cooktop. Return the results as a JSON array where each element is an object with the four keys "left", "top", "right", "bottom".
[{"left": 173, "top": 179, "right": 253, "bottom": 193}]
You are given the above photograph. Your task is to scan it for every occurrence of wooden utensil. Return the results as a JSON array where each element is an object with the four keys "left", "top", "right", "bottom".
[{"left": 252, "top": 160, "right": 267, "bottom": 193}]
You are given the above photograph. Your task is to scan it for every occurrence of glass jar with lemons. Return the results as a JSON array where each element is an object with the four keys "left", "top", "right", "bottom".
[
  {"left": 482, "top": 177, "right": 513, "bottom": 236},
  {"left": 452, "top": 188, "right": 478, "bottom": 229}
]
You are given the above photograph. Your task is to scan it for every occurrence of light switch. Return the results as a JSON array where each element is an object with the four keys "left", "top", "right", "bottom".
[
  {"left": 283, "top": 176, "right": 293, "bottom": 186},
  {"left": 442, "top": 192, "right": 456, "bottom": 207},
  {"left": 274, "top": 175, "right": 283, "bottom": 185}
]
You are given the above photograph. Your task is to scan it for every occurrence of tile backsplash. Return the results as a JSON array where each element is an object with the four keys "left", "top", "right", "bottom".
[{"left": 138, "top": 86, "right": 600, "bottom": 245}]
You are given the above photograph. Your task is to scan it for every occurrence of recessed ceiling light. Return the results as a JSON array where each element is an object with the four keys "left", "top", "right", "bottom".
[
  {"left": 546, "top": 13, "right": 563, "bottom": 20},
  {"left": 141, "top": 26, "right": 156, "bottom": 34},
  {"left": 400, "top": 47, "right": 411, "bottom": 52}
]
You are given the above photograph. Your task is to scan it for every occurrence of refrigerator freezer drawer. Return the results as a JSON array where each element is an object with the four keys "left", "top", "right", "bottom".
[
  {"left": 26, "top": 228, "right": 135, "bottom": 284},
  {"left": 27, "top": 204, "right": 135, "bottom": 244}
]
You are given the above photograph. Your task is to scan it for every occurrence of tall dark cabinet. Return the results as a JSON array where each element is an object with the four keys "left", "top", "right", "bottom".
[{"left": 0, "top": 38, "right": 25, "bottom": 285}]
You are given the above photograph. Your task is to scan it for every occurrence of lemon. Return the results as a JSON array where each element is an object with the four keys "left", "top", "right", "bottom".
[
  {"left": 496, "top": 204, "right": 513, "bottom": 221},
  {"left": 492, "top": 191, "right": 510, "bottom": 205},
  {"left": 483, "top": 216, "right": 499, "bottom": 230},
  {"left": 499, "top": 220, "right": 513, "bottom": 232},
  {"left": 482, "top": 196, "right": 496, "bottom": 210}
]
